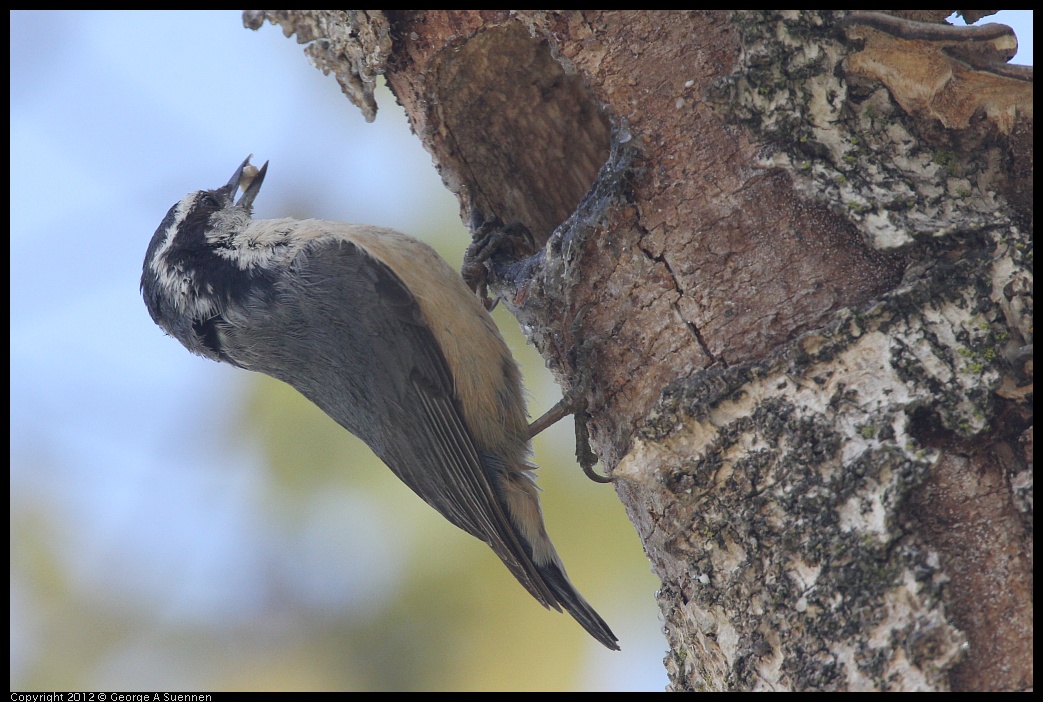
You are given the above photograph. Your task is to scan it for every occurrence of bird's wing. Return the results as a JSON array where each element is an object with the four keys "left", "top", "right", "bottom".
[{"left": 219, "top": 234, "right": 558, "bottom": 608}]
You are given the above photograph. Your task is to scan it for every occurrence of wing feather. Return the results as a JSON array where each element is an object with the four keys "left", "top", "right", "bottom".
[{"left": 218, "top": 234, "right": 557, "bottom": 607}]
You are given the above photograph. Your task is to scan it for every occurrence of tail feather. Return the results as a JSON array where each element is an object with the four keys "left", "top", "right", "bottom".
[
  {"left": 488, "top": 454, "right": 620, "bottom": 650},
  {"left": 538, "top": 559, "right": 620, "bottom": 650}
]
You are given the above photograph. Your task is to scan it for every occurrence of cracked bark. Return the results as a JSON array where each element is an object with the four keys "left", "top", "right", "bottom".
[{"left": 245, "top": 10, "right": 1032, "bottom": 691}]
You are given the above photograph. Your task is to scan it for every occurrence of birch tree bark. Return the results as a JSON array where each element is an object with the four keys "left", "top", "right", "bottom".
[{"left": 245, "top": 10, "right": 1032, "bottom": 691}]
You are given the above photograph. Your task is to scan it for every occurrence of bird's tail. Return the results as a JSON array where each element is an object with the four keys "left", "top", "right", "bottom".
[
  {"left": 537, "top": 557, "right": 620, "bottom": 650},
  {"left": 499, "top": 468, "right": 620, "bottom": 650}
]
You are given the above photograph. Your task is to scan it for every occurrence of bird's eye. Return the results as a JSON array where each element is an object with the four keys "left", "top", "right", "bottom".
[{"left": 199, "top": 193, "right": 221, "bottom": 208}]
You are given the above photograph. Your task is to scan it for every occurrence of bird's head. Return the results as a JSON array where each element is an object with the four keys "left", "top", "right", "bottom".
[{"left": 141, "top": 156, "right": 269, "bottom": 361}]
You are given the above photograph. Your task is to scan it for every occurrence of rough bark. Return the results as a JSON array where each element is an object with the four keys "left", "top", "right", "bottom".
[{"left": 244, "top": 10, "right": 1032, "bottom": 691}]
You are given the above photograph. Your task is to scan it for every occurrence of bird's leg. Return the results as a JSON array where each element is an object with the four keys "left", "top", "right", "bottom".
[
  {"left": 528, "top": 395, "right": 575, "bottom": 438},
  {"left": 529, "top": 389, "right": 611, "bottom": 484}
]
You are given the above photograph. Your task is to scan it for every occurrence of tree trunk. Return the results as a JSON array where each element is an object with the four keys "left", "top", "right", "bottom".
[{"left": 245, "top": 10, "right": 1032, "bottom": 691}]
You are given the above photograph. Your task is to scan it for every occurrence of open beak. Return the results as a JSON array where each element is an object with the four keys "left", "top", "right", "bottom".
[{"left": 221, "top": 155, "right": 269, "bottom": 210}]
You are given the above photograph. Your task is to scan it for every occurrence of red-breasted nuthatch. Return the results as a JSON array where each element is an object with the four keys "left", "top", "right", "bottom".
[{"left": 141, "top": 157, "right": 618, "bottom": 650}]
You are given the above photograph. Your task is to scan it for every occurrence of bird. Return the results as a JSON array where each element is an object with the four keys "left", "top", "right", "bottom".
[{"left": 140, "top": 156, "right": 619, "bottom": 650}]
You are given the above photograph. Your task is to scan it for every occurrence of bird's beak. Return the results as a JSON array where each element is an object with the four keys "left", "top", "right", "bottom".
[
  {"left": 221, "top": 155, "right": 269, "bottom": 210},
  {"left": 224, "top": 155, "right": 252, "bottom": 192},
  {"left": 236, "top": 158, "right": 268, "bottom": 211}
]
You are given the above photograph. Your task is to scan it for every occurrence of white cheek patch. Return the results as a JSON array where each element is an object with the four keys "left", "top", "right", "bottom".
[
  {"left": 150, "top": 196, "right": 193, "bottom": 311},
  {"left": 148, "top": 193, "right": 221, "bottom": 320},
  {"left": 149, "top": 195, "right": 192, "bottom": 273},
  {"left": 153, "top": 261, "right": 219, "bottom": 321}
]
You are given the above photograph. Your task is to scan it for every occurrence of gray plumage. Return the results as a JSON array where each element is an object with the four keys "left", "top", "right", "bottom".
[{"left": 140, "top": 157, "right": 618, "bottom": 650}]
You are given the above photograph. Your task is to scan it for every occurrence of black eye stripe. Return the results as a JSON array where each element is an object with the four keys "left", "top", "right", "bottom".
[{"left": 143, "top": 189, "right": 276, "bottom": 321}]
